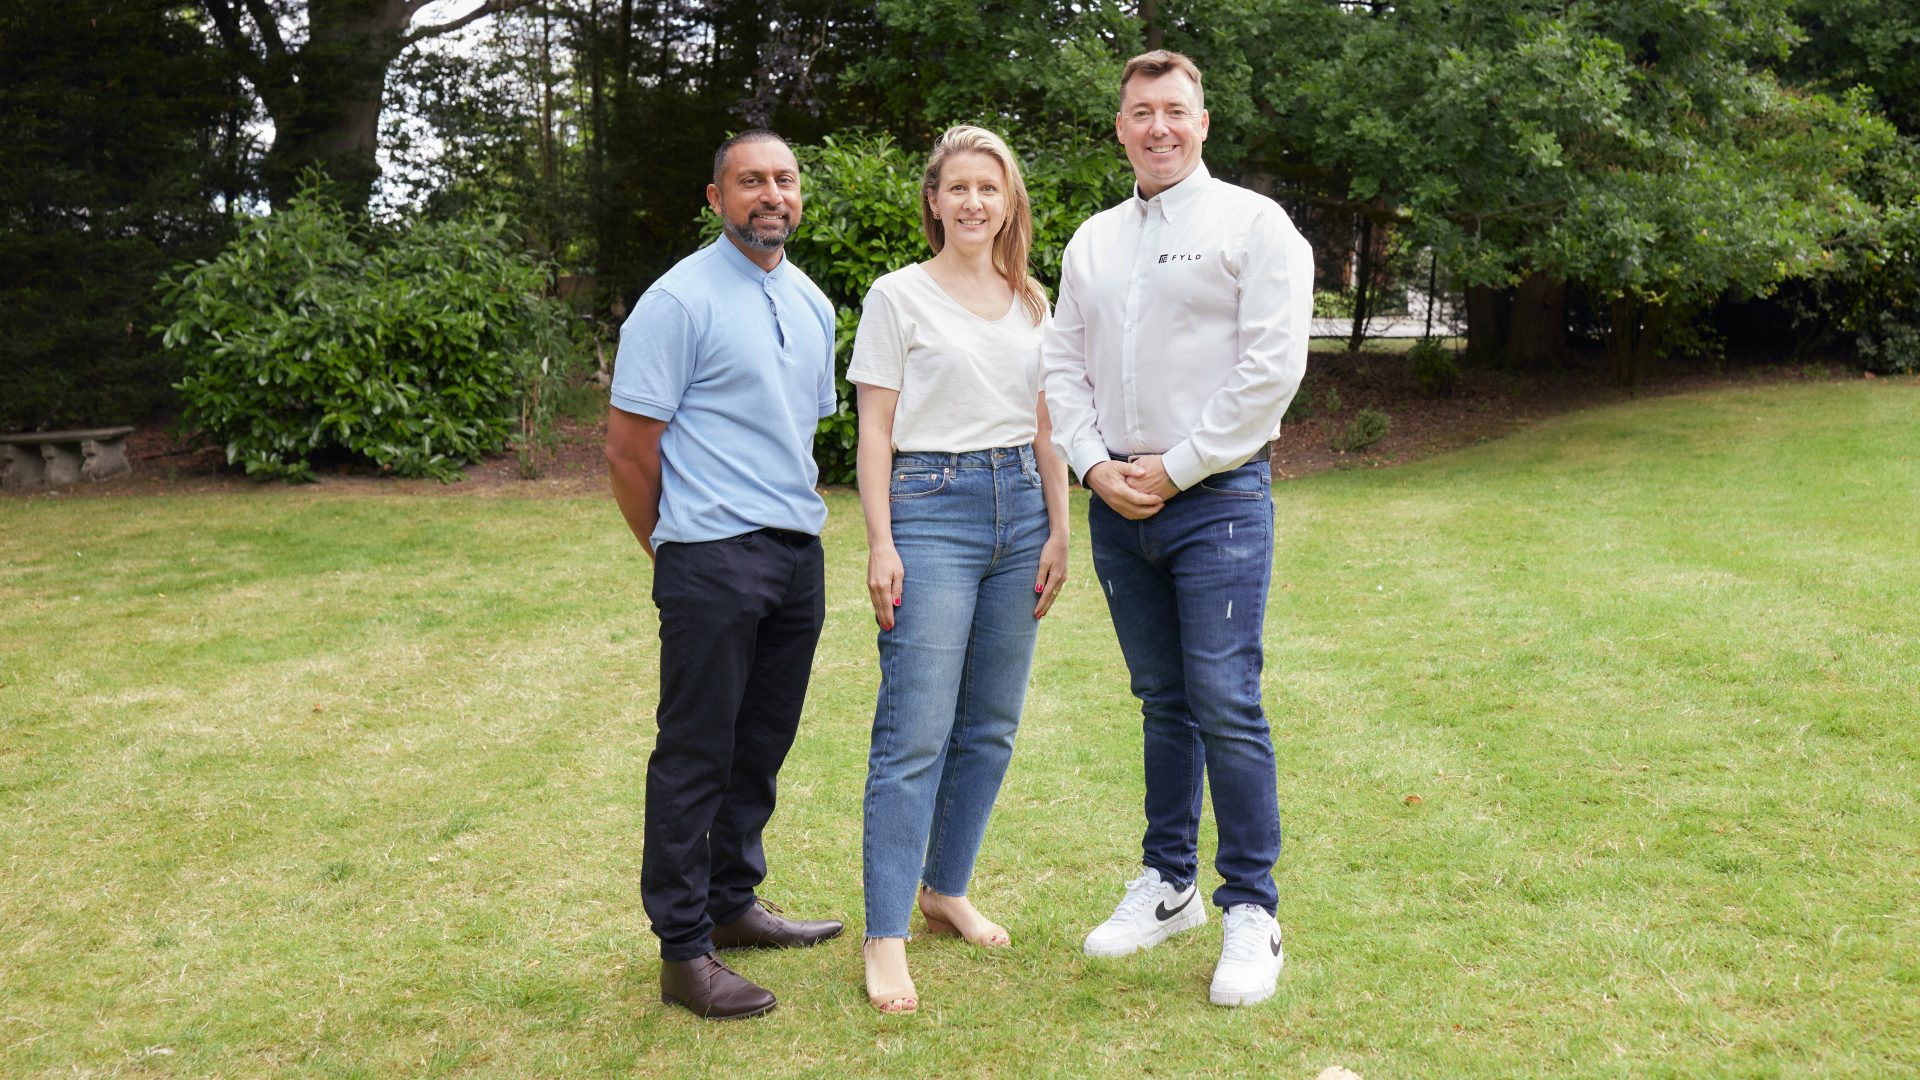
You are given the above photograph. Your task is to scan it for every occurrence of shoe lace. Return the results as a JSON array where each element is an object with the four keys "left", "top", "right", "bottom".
[
  {"left": 1219, "top": 906, "right": 1270, "bottom": 965},
  {"left": 1111, "top": 871, "right": 1162, "bottom": 920}
]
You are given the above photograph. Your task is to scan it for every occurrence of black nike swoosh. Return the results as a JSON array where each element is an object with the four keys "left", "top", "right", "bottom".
[
  {"left": 1269, "top": 934, "right": 1282, "bottom": 956},
  {"left": 1154, "top": 891, "right": 1194, "bottom": 922}
]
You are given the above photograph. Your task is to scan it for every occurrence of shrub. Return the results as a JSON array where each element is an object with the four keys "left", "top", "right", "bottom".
[
  {"left": 1855, "top": 309, "right": 1920, "bottom": 374},
  {"left": 1408, "top": 337, "right": 1460, "bottom": 398},
  {"left": 1786, "top": 166, "right": 1920, "bottom": 375},
  {"left": 1283, "top": 381, "right": 1316, "bottom": 421},
  {"left": 161, "top": 185, "right": 577, "bottom": 481},
  {"left": 700, "top": 132, "right": 1130, "bottom": 483},
  {"left": 1332, "top": 407, "right": 1392, "bottom": 452},
  {"left": 1313, "top": 289, "right": 1356, "bottom": 318}
]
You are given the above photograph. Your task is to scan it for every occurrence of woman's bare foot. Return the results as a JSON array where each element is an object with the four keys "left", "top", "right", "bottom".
[
  {"left": 918, "top": 887, "right": 1011, "bottom": 947},
  {"left": 862, "top": 936, "right": 918, "bottom": 1014}
]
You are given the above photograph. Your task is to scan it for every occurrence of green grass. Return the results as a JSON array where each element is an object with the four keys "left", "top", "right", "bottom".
[{"left": 2, "top": 380, "right": 1916, "bottom": 1077}]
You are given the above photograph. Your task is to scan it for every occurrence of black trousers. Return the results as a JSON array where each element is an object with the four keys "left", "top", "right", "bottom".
[{"left": 643, "top": 529, "right": 826, "bottom": 961}]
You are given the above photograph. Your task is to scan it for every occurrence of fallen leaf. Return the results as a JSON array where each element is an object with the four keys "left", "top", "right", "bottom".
[{"left": 1403, "top": 794, "right": 1423, "bottom": 806}]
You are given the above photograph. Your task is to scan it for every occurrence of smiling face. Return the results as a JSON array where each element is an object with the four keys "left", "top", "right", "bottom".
[
  {"left": 1116, "top": 69, "right": 1210, "bottom": 199},
  {"left": 926, "top": 150, "right": 1009, "bottom": 256},
  {"left": 706, "top": 138, "right": 803, "bottom": 267}
]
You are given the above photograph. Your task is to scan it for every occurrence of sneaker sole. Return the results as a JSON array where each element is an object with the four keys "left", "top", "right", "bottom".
[
  {"left": 1083, "top": 902, "right": 1208, "bottom": 957},
  {"left": 1208, "top": 980, "right": 1277, "bottom": 1007}
]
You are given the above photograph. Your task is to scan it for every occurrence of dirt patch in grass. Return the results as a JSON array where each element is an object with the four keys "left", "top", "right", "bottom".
[{"left": 40, "top": 348, "right": 1882, "bottom": 499}]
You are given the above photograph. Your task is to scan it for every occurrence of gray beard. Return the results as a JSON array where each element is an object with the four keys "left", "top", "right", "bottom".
[{"left": 726, "top": 218, "right": 792, "bottom": 251}]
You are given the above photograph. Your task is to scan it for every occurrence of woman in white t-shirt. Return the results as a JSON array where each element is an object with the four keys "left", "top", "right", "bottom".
[{"left": 848, "top": 125, "right": 1071, "bottom": 1014}]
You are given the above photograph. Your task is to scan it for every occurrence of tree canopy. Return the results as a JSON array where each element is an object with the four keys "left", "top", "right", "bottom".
[{"left": 3, "top": 0, "right": 1917, "bottom": 431}]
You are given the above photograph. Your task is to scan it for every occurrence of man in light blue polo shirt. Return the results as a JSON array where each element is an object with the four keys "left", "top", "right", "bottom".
[{"left": 606, "top": 129, "right": 842, "bottom": 1021}]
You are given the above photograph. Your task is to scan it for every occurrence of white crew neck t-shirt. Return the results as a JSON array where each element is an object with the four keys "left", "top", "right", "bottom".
[{"left": 847, "top": 263, "right": 1050, "bottom": 453}]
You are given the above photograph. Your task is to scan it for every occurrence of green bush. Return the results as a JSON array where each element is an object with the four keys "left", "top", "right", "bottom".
[
  {"left": 1408, "top": 337, "right": 1461, "bottom": 398},
  {"left": 1333, "top": 407, "right": 1392, "bottom": 452},
  {"left": 699, "top": 132, "right": 1131, "bottom": 483},
  {"left": 1856, "top": 310, "right": 1920, "bottom": 374},
  {"left": 1786, "top": 158, "right": 1920, "bottom": 375},
  {"left": 161, "top": 186, "right": 575, "bottom": 481},
  {"left": 1283, "top": 381, "right": 1316, "bottom": 422},
  {"left": 1847, "top": 197, "right": 1920, "bottom": 374},
  {"left": 1313, "top": 289, "right": 1356, "bottom": 318}
]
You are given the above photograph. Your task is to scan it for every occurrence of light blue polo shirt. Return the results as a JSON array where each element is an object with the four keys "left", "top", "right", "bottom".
[{"left": 610, "top": 237, "right": 837, "bottom": 545}]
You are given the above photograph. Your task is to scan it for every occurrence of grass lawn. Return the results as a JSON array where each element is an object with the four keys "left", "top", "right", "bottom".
[{"left": 2, "top": 380, "right": 1916, "bottom": 1077}]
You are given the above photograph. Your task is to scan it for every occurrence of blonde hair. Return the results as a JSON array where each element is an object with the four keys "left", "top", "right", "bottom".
[{"left": 919, "top": 125, "right": 1048, "bottom": 325}]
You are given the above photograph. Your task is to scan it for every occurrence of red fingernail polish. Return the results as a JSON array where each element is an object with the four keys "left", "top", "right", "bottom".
[{"left": 893, "top": 597, "right": 901, "bottom": 606}]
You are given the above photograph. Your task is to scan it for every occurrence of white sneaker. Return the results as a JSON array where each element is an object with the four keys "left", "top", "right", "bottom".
[
  {"left": 1209, "top": 904, "right": 1284, "bottom": 1006},
  {"left": 1083, "top": 868, "right": 1207, "bottom": 957}
]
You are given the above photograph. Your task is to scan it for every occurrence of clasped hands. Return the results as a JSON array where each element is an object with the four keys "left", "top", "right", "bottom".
[{"left": 1086, "top": 455, "right": 1178, "bottom": 520}]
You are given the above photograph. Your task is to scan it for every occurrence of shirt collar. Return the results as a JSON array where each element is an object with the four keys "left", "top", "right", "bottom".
[
  {"left": 715, "top": 234, "right": 787, "bottom": 285},
  {"left": 1132, "top": 161, "right": 1213, "bottom": 223}
]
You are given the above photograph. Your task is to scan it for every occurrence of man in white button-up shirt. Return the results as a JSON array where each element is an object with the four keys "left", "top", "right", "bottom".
[{"left": 1043, "top": 50, "right": 1312, "bottom": 1008}]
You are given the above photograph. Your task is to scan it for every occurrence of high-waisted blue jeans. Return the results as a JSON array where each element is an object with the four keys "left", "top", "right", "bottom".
[
  {"left": 1088, "top": 458, "right": 1282, "bottom": 914},
  {"left": 862, "top": 445, "right": 1047, "bottom": 938}
]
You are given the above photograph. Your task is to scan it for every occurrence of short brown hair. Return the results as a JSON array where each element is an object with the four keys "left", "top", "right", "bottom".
[{"left": 1119, "top": 50, "right": 1204, "bottom": 104}]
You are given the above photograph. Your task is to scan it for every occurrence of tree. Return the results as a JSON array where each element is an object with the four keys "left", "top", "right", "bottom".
[
  {"left": 840, "top": 0, "right": 1135, "bottom": 143},
  {"left": 1267, "top": 0, "right": 1897, "bottom": 381},
  {"left": 200, "top": 0, "right": 538, "bottom": 212},
  {"left": 381, "top": 2, "right": 588, "bottom": 262},
  {"left": 0, "top": 0, "right": 246, "bottom": 429},
  {"left": 1788, "top": 0, "right": 1920, "bottom": 135}
]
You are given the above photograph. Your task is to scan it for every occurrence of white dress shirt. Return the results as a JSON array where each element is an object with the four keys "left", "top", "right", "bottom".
[{"left": 1042, "top": 162, "right": 1314, "bottom": 490}]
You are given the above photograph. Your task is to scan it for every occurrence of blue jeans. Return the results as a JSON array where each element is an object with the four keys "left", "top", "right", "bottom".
[
  {"left": 862, "top": 446, "right": 1048, "bottom": 938},
  {"left": 1088, "top": 458, "right": 1282, "bottom": 914}
]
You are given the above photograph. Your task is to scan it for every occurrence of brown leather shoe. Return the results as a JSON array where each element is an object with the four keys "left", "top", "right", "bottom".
[
  {"left": 710, "top": 898, "right": 845, "bottom": 950},
  {"left": 659, "top": 952, "right": 776, "bottom": 1020}
]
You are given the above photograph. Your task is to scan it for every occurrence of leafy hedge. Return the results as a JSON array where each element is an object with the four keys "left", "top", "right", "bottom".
[
  {"left": 160, "top": 187, "right": 574, "bottom": 481},
  {"left": 698, "top": 132, "right": 1131, "bottom": 483}
]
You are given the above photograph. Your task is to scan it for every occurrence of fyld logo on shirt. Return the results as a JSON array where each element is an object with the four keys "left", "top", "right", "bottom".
[{"left": 1158, "top": 252, "right": 1206, "bottom": 263}]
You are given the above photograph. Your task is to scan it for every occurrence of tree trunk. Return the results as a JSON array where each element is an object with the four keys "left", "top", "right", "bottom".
[
  {"left": 1465, "top": 284, "right": 1511, "bottom": 365},
  {"left": 1604, "top": 295, "right": 1664, "bottom": 387},
  {"left": 209, "top": 1, "right": 535, "bottom": 213},
  {"left": 256, "top": 2, "right": 417, "bottom": 211},
  {"left": 1140, "top": 0, "right": 1162, "bottom": 50},
  {"left": 1506, "top": 271, "right": 1567, "bottom": 371},
  {"left": 258, "top": 64, "right": 395, "bottom": 212},
  {"left": 1346, "top": 213, "right": 1374, "bottom": 352}
]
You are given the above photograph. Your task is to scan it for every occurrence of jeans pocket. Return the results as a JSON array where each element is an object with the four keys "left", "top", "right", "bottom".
[
  {"left": 890, "top": 469, "right": 948, "bottom": 501},
  {"left": 1196, "top": 470, "right": 1268, "bottom": 498}
]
